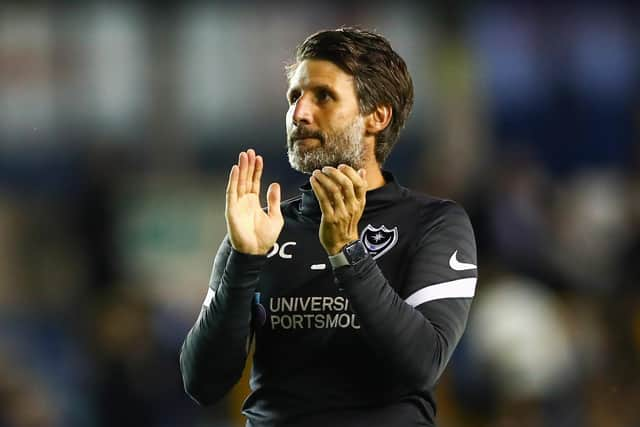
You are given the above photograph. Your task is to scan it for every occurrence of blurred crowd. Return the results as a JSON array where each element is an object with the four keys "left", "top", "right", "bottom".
[{"left": 0, "top": 2, "right": 638, "bottom": 427}]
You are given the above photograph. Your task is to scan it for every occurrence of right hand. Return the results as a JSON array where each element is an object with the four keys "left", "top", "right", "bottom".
[{"left": 225, "top": 149, "right": 284, "bottom": 255}]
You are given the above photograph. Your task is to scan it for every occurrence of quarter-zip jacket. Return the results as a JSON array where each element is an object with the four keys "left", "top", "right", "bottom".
[{"left": 180, "top": 172, "right": 477, "bottom": 427}]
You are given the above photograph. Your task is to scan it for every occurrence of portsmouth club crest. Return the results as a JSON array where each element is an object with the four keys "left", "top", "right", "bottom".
[{"left": 360, "top": 224, "right": 399, "bottom": 259}]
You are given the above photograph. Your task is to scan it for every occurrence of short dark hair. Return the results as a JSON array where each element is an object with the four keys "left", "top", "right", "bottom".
[{"left": 287, "top": 27, "right": 414, "bottom": 164}]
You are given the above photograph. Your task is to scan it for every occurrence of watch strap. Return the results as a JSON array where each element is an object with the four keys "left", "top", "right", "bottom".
[{"left": 328, "top": 251, "right": 350, "bottom": 268}]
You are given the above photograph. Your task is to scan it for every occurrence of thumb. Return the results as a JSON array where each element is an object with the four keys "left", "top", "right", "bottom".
[{"left": 266, "top": 182, "right": 282, "bottom": 219}]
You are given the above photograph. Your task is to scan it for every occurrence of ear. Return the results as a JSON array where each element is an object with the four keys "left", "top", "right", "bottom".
[{"left": 365, "top": 105, "right": 392, "bottom": 136}]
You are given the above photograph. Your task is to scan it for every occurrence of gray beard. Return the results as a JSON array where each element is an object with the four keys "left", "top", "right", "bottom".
[{"left": 287, "top": 116, "right": 366, "bottom": 174}]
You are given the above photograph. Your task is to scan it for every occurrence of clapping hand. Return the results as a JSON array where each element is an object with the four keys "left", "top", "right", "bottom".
[
  {"left": 309, "top": 165, "right": 367, "bottom": 255},
  {"left": 225, "top": 149, "right": 284, "bottom": 255}
]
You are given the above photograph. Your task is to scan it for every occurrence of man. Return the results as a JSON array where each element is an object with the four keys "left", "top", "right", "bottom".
[{"left": 180, "top": 27, "right": 477, "bottom": 427}]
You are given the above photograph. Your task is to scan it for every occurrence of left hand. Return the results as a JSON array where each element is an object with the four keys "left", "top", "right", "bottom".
[{"left": 310, "top": 165, "right": 367, "bottom": 255}]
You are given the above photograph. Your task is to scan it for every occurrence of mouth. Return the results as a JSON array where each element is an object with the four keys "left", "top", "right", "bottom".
[{"left": 291, "top": 137, "right": 322, "bottom": 147}]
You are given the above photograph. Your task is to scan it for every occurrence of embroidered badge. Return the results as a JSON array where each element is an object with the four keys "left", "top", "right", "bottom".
[{"left": 360, "top": 224, "right": 399, "bottom": 259}]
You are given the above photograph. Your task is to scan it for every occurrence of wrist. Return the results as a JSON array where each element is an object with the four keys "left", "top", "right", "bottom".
[
  {"left": 229, "top": 240, "right": 273, "bottom": 256},
  {"left": 326, "top": 239, "right": 358, "bottom": 256},
  {"left": 325, "top": 233, "right": 360, "bottom": 256}
]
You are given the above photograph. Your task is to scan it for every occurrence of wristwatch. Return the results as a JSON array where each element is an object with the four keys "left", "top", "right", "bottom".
[{"left": 328, "top": 240, "right": 368, "bottom": 268}]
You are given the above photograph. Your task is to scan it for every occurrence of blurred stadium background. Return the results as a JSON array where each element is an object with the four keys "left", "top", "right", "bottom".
[{"left": 1, "top": 2, "right": 639, "bottom": 426}]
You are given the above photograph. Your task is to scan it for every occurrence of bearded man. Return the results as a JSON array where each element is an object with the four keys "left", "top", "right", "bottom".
[{"left": 180, "top": 27, "right": 478, "bottom": 427}]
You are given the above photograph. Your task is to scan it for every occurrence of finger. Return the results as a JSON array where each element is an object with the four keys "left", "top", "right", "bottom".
[
  {"left": 315, "top": 168, "right": 348, "bottom": 214},
  {"left": 226, "top": 164, "right": 239, "bottom": 206},
  {"left": 359, "top": 170, "right": 367, "bottom": 200},
  {"left": 246, "top": 149, "right": 256, "bottom": 193},
  {"left": 325, "top": 166, "right": 357, "bottom": 207},
  {"left": 238, "top": 151, "right": 248, "bottom": 196},
  {"left": 266, "top": 182, "right": 282, "bottom": 220},
  {"left": 252, "top": 155, "right": 263, "bottom": 196},
  {"left": 310, "top": 173, "right": 335, "bottom": 217},
  {"left": 338, "top": 164, "right": 367, "bottom": 201}
]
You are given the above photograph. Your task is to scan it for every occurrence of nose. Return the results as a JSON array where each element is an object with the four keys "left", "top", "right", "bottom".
[{"left": 291, "top": 93, "right": 313, "bottom": 126}]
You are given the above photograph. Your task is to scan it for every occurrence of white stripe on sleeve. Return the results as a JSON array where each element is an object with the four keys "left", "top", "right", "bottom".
[
  {"left": 405, "top": 277, "right": 477, "bottom": 307},
  {"left": 203, "top": 288, "right": 215, "bottom": 307}
]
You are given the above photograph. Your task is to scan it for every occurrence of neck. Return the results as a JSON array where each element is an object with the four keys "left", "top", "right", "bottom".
[
  {"left": 360, "top": 136, "right": 385, "bottom": 190},
  {"left": 363, "top": 161, "right": 385, "bottom": 190}
]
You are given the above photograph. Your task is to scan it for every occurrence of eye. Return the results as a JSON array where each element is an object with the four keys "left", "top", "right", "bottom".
[
  {"left": 287, "top": 90, "right": 300, "bottom": 105},
  {"left": 316, "top": 89, "right": 331, "bottom": 103}
]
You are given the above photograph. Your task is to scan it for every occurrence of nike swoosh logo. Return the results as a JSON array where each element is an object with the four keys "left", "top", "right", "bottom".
[{"left": 449, "top": 250, "right": 477, "bottom": 271}]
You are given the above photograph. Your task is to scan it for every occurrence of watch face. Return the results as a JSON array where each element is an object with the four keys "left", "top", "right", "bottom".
[{"left": 345, "top": 240, "right": 367, "bottom": 264}]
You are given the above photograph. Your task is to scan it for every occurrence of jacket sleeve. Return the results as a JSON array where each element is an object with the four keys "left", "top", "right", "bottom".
[
  {"left": 179, "top": 236, "right": 267, "bottom": 405},
  {"left": 333, "top": 201, "right": 477, "bottom": 391}
]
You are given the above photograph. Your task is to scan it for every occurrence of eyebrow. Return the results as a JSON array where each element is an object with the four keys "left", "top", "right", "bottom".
[{"left": 287, "top": 83, "right": 338, "bottom": 99}]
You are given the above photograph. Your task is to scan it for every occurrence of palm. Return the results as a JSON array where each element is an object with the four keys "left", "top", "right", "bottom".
[
  {"left": 227, "top": 193, "right": 282, "bottom": 254},
  {"left": 225, "top": 150, "right": 284, "bottom": 255}
]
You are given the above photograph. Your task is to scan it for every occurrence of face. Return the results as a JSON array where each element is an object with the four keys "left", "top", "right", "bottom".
[{"left": 286, "top": 59, "right": 366, "bottom": 174}]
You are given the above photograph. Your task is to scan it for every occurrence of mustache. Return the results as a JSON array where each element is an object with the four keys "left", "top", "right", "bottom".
[{"left": 288, "top": 127, "right": 325, "bottom": 144}]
